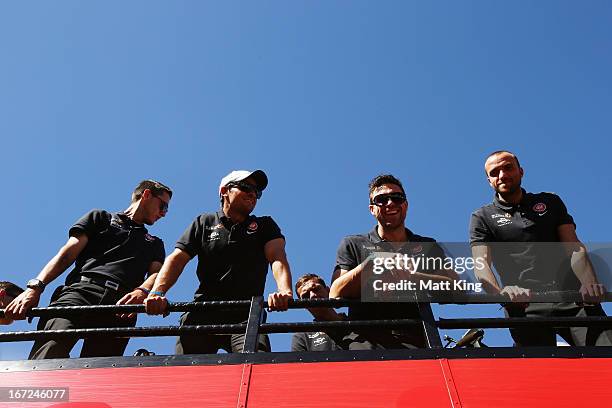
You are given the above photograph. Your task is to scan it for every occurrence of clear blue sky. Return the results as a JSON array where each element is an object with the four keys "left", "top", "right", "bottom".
[{"left": 1, "top": 1, "right": 611, "bottom": 359}]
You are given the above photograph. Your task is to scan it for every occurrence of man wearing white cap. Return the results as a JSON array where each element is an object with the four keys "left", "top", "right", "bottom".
[{"left": 145, "top": 169, "right": 293, "bottom": 354}]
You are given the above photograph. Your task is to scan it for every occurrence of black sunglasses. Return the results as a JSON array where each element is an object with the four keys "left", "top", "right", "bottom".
[
  {"left": 152, "top": 194, "right": 169, "bottom": 212},
  {"left": 371, "top": 192, "right": 406, "bottom": 206},
  {"left": 228, "top": 181, "right": 262, "bottom": 199}
]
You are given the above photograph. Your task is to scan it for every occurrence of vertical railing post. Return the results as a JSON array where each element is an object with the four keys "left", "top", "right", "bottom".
[
  {"left": 416, "top": 302, "right": 443, "bottom": 348},
  {"left": 241, "top": 296, "right": 264, "bottom": 353}
]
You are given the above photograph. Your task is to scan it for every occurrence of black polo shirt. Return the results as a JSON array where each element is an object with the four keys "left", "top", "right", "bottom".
[
  {"left": 291, "top": 312, "right": 348, "bottom": 351},
  {"left": 176, "top": 210, "right": 284, "bottom": 301},
  {"left": 470, "top": 190, "right": 579, "bottom": 289},
  {"left": 65, "top": 210, "right": 165, "bottom": 289},
  {"left": 334, "top": 227, "right": 446, "bottom": 320}
]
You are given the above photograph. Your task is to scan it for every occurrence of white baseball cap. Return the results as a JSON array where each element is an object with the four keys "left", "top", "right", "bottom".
[{"left": 218, "top": 170, "right": 268, "bottom": 196}]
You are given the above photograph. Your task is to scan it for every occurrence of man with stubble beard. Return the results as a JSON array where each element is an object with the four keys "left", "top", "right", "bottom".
[
  {"left": 470, "top": 150, "right": 611, "bottom": 346},
  {"left": 330, "top": 174, "right": 455, "bottom": 349}
]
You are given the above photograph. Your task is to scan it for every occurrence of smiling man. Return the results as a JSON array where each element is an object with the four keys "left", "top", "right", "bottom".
[
  {"left": 470, "top": 150, "right": 611, "bottom": 346},
  {"left": 4, "top": 180, "right": 172, "bottom": 359},
  {"left": 330, "top": 174, "right": 454, "bottom": 349},
  {"left": 145, "top": 169, "right": 293, "bottom": 354}
]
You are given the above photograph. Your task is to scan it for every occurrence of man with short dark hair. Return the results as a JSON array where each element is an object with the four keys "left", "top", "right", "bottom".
[
  {"left": 330, "top": 174, "right": 455, "bottom": 349},
  {"left": 145, "top": 169, "right": 293, "bottom": 354},
  {"left": 5, "top": 179, "right": 172, "bottom": 359},
  {"left": 291, "top": 274, "right": 346, "bottom": 352},
  {"left": 470, "top": 150, "right": 611, "bottom": 346},
  {"left": 0, "top": 282, "right": 25, "bottom": 325}
]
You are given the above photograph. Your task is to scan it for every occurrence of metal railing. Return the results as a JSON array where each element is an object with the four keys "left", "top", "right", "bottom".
[{"left": 2, "top": 292, "right": 612, "bottom": 353}]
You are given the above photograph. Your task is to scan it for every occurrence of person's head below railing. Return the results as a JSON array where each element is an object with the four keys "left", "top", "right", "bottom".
[
  {"left": 291, "top": 273, "right": 348, "bottom": 352},
  {"left": 0, "top": 281, "right": 24, "bottom": 325}
]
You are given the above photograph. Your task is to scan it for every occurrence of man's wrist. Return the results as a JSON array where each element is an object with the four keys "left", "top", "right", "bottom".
[
  {"left": 26, "top": 279, "right": 46, "bottom": 293},
  {"left": 149, "top": 290, "right": 166, "bottom": 297},
  {"left": 135, "top": 287, "right": 151, "bottom": 295}
]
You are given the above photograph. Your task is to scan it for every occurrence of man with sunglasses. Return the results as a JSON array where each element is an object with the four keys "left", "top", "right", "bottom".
[
  {"left": 4, "top": 180, "right": 172, "bottom": 359},
  {"left": 145, "top": 169, "right": 293, "bottom": 354},
  {"left": 330, "top": 174, "right": 455, "bottom": 349},
  {"left": 291, "top": 274, "right": 347, "bottom": 352}
]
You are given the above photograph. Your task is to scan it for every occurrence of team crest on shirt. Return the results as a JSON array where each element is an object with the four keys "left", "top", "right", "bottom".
[
  {"left": 533, "top": 202, "right": 547, "bottom": 216},
  {"left": 211, "top": 223, "right": 224, "bottom": 230},
  {"left": 247, "top": 221, "right": 258, "bottom": 235},
  {"left": 144, "top": 233, "right": 156, "bottom": 242}
]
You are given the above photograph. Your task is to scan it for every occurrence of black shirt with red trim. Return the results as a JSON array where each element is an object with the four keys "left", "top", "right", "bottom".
[
  {"left": 469, "top": 190, "right": 579, "bottom": 289},
  {"left": 176, "top": 210, "right": 284, "bottom": 301},
  {"left": 65, "top": 209, "right": 165, "bottom": 289}
]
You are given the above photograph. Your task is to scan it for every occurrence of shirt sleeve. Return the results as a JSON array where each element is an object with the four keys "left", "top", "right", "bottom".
[
  {"left": 261, "top": 216, "right": 284, "bottom": 244},
  {"left": 69, "top": 209, "right": 110, "bottom": 239},
  {"left": 469, "top": 211, "right": 493, "bottom": 245},
  {"left": 152, "top": 238, "right": 166, "bottom": 264},
  {"left": 552, "top": 194, "right": 575, "bottom": 227},
  {"left": 175, "top": 217, "right": 204, "bottom": 259},
  {"left": 291, "top": 333, "right": 308, "bottom": 352},
  {"left": 335, "top": 237, "right": 358, "bottom": 271}
]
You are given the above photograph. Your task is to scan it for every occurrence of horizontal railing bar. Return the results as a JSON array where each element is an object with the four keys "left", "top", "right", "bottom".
[
  {"left": 259, "top": 319, "right": 423, "bottom": 333},
  {"left": 0, "top": 320, "right": 423, "bottom": 342},
  {"left": 3, "top": 293, "right": 611, "bottom": 319},
  {"left": 409, "top": 292, "right": 612, "bottom": 304},
  {"left": 3, "top": 315, "right": 611, "bottom": 342},
  {"left": 0, "top": 299, "right": 360, "bottom": 319},
  {"left": 0, "top": 301, "right": 254, "bottom": 319},
  {"left": 0, "top": 324, "right": 248, "bottom": 342},
  {"left": 437, "top": 316, "right": 612, "bottom": 329}
]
